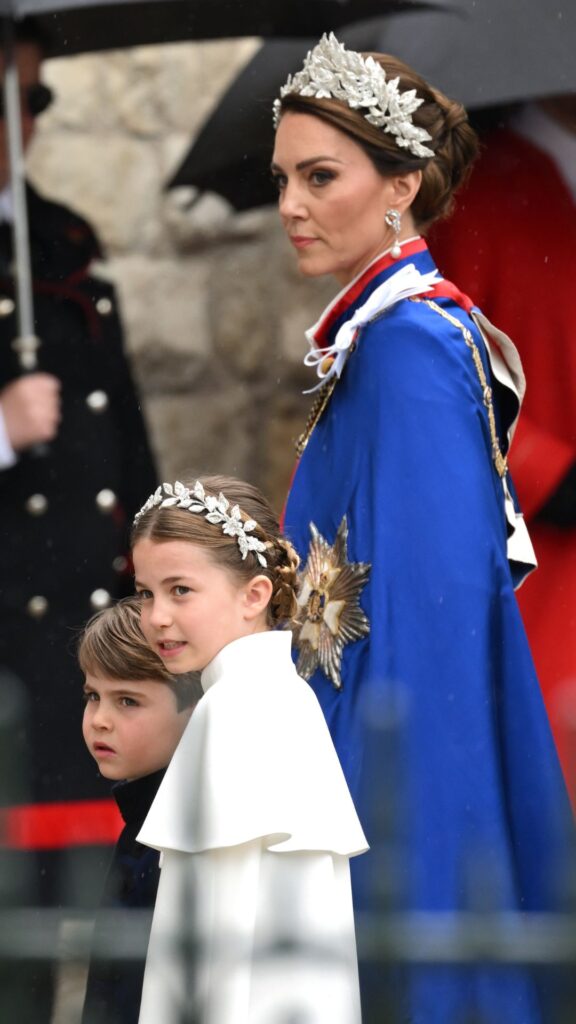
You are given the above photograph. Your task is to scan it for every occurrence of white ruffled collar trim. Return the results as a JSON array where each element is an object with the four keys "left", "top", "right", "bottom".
[{"left": 304, "top": 261, "right": 442, "bottom": 392}]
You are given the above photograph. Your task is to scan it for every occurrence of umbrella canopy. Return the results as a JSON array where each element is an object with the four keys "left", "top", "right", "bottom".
[
  {"left": 169, "top": 0, "right": 576, "bottom": 209},
  {"left": 0, "top": 0, "right": 436, "bottom": 55}
]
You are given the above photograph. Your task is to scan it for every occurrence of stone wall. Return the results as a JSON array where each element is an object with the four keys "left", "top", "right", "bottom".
[{"left": 27, "top": 40, "right": 335, "bottom": 511}]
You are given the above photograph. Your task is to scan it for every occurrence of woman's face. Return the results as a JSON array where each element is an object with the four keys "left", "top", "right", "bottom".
[{"left": 272, "top": 111, "right": 404, "bottom": 286}]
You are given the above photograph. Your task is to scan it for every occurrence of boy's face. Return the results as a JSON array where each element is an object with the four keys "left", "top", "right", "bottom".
[{"left": 82, "top": 675, "right": 192, "bottom": 781}]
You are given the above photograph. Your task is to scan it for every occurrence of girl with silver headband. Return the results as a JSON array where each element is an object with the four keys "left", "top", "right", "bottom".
[
  {"left": 274, "top": 33, "right": 573, "bottom": 1024},
  {"left": 132, "top": 475, "right": 368, "bottom": 1024}
]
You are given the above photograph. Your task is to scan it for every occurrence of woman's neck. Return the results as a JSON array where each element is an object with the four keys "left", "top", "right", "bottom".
[{"left": 333, "top": 234, "right": 422, "bottom": 288}]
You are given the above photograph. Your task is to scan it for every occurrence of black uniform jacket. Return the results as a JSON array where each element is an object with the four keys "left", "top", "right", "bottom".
[{"left": 0, "top": 184, "right": 157, "bottom": 820}]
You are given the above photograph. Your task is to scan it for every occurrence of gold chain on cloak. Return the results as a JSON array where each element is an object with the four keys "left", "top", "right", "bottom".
[{"left": 295, "top": 374, "right": 340, "bottom": 457}]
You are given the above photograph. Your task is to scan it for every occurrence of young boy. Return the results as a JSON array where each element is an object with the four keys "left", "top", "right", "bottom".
[{"left": 78, "top": 596, "right": 202, "bottom": 1024}]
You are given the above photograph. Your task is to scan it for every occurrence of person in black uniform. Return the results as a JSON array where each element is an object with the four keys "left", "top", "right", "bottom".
[
  {"left": 78, "top": 598, "right": 201, "bottom": 1024},
  {"left": 0, "top": 20, "right": 157, "bottom": 1016}
]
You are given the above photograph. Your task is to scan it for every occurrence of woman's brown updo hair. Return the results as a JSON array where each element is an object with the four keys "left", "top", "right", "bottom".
[
  {"left": 131, "top": 475, "right": 300, "bottom": 629},
  {"left": 277, "top": 52, "right": 478, "bottom": 231}
]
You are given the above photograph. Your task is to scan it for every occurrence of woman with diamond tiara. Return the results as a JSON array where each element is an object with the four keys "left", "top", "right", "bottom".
[
  {"left": 131, "top": 475, "right": 368, "bottom": 1024},
  {"left": 273, "top": 33, "right": 573, "bottom": 1024}
]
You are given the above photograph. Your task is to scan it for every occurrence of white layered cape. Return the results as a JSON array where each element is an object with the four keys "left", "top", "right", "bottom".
[{"left": 137, "top": 630, "right": 368, "bottom": 1024}]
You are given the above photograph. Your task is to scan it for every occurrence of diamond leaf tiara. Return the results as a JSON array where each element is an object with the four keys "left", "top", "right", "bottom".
[
  {"left": 273, "top": 32, "right": 435, "bottom": 160},
  {"left": 134, "top": 480, "right": 268, "bottom": 568}
]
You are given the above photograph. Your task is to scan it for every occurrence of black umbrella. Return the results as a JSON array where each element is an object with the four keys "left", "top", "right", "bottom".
[
  {"left": 0, "top": 0, "right": 440, "bottom": 57},
  {"left": 169, "top": 0, "right": 576, "bottom": 210}
]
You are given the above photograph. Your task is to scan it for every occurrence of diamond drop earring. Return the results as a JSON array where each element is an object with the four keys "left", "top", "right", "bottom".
[{"left": 385, "top": 208, "right": 402, "bottom": 259}]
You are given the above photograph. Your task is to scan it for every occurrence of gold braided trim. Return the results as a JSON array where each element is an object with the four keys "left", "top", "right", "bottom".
[
  {"left": 413, "top": 298, "right": 508, "bottom": 478},
  {"left": 295, "top": 375, "right": 339, "bottom": 457}
]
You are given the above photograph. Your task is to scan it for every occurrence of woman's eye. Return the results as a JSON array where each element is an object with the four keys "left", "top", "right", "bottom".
[
  {"left": 136, "top": 589, "right": 152, "bottom": 601},
  {"left": 271, "top": 173, "right": 287, "bottom": 191},
  {"left": 83, "top": 692, "right": 98, "bottom": 704},
  {"left": 310, "top": 169, "right": 334, "bottom": 186},
  {"left": 120, "top": 697, "right": 138, "bottom": 707},
  {"left": 174, "top": 585, "right": 191, "bottom": 597}
]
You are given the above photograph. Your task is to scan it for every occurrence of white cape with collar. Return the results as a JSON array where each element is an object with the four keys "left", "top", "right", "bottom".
[{"left": 137, "top": 631, "right": 367, "bottom": 1024}]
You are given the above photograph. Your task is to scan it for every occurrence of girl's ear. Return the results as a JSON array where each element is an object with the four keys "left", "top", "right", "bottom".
[{"left": 242, "top": 574, "right": 273, "bottom": 620}]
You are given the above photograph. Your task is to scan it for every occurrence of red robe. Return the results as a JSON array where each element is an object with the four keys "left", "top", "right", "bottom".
[{"left": 431, "top": 128, "right": 576, "bottom": 802}]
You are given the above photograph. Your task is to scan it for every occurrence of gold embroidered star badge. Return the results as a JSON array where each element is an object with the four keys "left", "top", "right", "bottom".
[{"left": 293, "top": 517, "right": 371, "bottom": 690}]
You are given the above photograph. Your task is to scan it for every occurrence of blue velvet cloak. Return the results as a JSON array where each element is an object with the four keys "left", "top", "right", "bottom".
[{"left": 283, "top": 243, "right": 573, "bottom": 1023}]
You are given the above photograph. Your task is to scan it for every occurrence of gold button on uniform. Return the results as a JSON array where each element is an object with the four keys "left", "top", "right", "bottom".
[
  {"left": 90, "top": 589, "right": 111, "bottom": 610},
  {"left": 96, "top": 489, "right": 117, "bottom": 513},
  {"left": 86, "top": 390, "right": 109, "bottom": 413},
  {"left": 96, "top": 297, "right": 113, "bottom": 316},
  {"left": 27, "top": 595, "right": 49, "bottom": 618},
  {"left": 25, "top": 493, "right": 48, "bottom": 516}
]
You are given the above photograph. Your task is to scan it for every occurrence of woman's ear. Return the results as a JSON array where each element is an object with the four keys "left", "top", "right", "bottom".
[
  {"left": 390, "top": 169, "right": 422, "bottom": 213},
  {"left": 242, "top": 575, "right": 273, "bottom": 620}
]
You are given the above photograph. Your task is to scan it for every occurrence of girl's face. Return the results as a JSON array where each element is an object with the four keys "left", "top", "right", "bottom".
[
  {"left": 82, "top": 675, "right": 191, "bottom": 781},
  {"left": 133, "top": 538, "right": 265, "bottom": 674},
  {"left": 272, "top": 111, "right": 407, "bottom": 285}
]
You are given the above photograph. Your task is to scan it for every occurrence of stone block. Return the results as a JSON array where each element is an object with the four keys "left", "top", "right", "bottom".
[
  {"left": 28, "top": 132, "right": 164, "bottom": 254},
  {"left": 164, "top": 195, "right": 276, "bottom": 256},
  {"left": 106, "top": 255, "right": 211, "bottom": 390},
  {"left": 148, "top": 39, "right": 259, "bottom": 133},
  {"left": 41, "top": 40, "right": 259, "bottom": 139},
  {"left": 41, "top": 53, "right": 115, "bottom": 132},
  {"left": 209, "top": 230, "right": 289, "bottom": 380},
  {"left": 162, "top": 185, "right": 234, "bottom": 251},
  {"left": 144, "top": 386, "right": 255, "bottom": 483}
]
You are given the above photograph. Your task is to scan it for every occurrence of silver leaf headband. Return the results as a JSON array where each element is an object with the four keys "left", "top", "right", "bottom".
[
  {"left": 273, "top": 32, "right": 435, "bottom": 160},
  {"left": 134, "top": 481, "right": 268, "bottom": 568}
]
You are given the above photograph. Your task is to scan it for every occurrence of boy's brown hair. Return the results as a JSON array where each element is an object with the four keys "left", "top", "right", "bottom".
[{"left": 78, "top": 596, "right": 203, "bottom": 712}]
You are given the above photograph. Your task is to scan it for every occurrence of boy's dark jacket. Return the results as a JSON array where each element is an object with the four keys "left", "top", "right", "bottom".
[{"left": 82, "top": 768, "right": 165, "bottom": 1024}]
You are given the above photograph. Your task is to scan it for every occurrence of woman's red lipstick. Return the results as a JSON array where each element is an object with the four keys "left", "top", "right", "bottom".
[{"left": 290, "top": 235, "right": 317, "bottom": 249}]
